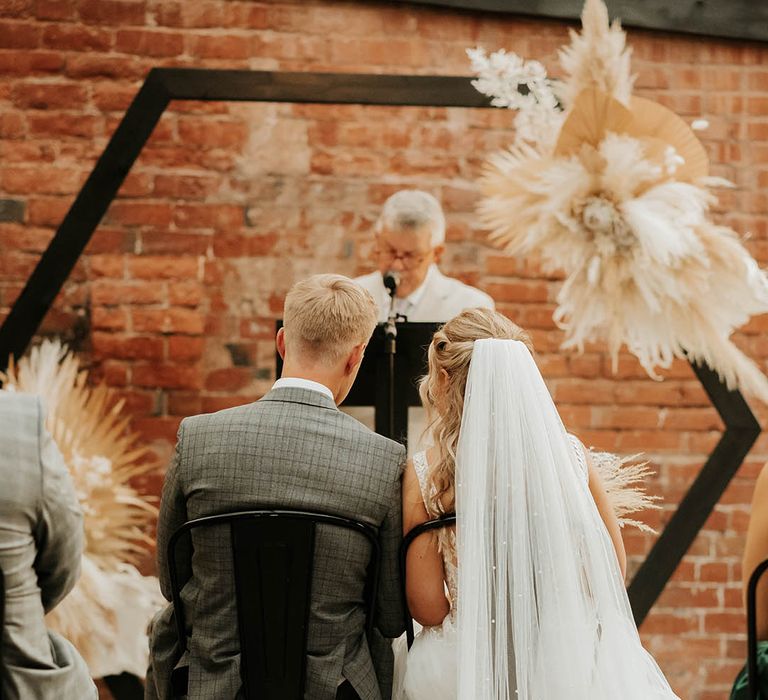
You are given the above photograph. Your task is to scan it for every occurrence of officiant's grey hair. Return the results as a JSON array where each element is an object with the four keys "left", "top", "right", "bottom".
[
  {"left": 283, "top": 274, "right": 378, "bottom": 364},
  {"left": 374, "top": 189, "right": 446, "bottom": 246}
]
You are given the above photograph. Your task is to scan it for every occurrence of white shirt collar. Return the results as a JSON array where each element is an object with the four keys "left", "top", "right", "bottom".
[
  {"left": 272, "top": 377, "right": 335, "bottom": 402},
  {"left": 391, "top": 264, "right": 436, "bottom": 313},
  {"left": 404, "top": 264, "right": 436, "bottom": 307}
]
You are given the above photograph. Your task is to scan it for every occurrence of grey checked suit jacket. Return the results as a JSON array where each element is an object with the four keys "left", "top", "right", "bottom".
[
  {"left": 0, "top": 392, "right": 96, "bottom": 699},
  {"left": 146, "top": 387, "right": 406, "bottom": 700}
]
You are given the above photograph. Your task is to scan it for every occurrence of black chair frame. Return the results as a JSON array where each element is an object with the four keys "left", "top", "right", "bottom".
[
  {"left": 167, "top": 508, "right": 381, "bottom": 700},
  {"left": 399, "top": 513, "right": 456, "bottom": 649},
  {"left": 747, "top": 557, "right": 768, "bottom": 700}
]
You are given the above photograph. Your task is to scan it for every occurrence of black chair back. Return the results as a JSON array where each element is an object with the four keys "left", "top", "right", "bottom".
[
  {"left": 747, "top": 557, "right": 768, "bottom": 700},
  {"left": 168, "top": 509, "right": 381, "bottom": 700},
  {"left": 399, "top": 514, "right": 456, "bottom": 648}
]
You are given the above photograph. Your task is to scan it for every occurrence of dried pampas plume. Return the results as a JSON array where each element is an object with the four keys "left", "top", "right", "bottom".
[
  {"left": 558, "top": 0, "right": 635, "bottom": 108},
  {"left": 1, "top": 340, "right": 164, "bottom": 678},
  {"left": 589, "top": 449, "right": 660, "bottom": 533}
]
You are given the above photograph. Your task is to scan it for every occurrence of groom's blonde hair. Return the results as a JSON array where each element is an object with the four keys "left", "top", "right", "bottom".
[{"left": 283, "top": 274, "right": 378, "bottom": 364}]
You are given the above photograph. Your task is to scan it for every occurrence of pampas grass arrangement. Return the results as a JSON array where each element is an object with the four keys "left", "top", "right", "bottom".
[{"left": 472, "top": 0, "right": 768, "bottom": 403}]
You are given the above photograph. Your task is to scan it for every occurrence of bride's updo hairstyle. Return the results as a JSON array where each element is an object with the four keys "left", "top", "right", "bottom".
[{"left": 420, "top": 307, "right": 533, "bottom": 516}]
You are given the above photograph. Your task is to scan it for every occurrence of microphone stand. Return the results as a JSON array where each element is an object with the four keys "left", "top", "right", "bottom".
[{"left": 383, "top": 286, "right": 397, "bottom": 441}]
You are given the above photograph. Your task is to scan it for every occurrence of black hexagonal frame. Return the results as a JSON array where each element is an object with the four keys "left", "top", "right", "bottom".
[{"left": 0, "top": 66, "right": 759, "bottom": 635}]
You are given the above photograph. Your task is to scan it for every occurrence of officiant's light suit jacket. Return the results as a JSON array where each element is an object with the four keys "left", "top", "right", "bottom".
[
  {"left": 146, "top": 387, "right": 407, "bottom": 700},
  {"left": 355, "top": 266, "right": 495, "bottom": 323}
]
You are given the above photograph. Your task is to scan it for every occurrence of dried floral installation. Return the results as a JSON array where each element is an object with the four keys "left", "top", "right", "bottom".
[
  {"left": 588, "top": 448, "right": 659, "bottom": 532},
  {"left": 1, "top": 340, "right": 164, "bottom": 678},
  {"left": 472, "top": 0, "right": 768, "bottom": 402}
]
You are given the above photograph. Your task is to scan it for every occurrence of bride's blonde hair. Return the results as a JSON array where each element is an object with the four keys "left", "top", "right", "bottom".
[{"left": 419, "top": 307, "right": 533, "bottom": 516}]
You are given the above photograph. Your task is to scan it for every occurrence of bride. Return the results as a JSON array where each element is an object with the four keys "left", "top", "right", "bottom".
[{"left": 392, "top": 308, "right": 679, "bottom": 699}]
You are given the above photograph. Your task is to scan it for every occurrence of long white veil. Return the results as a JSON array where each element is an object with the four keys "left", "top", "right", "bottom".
[{"left": 456, "top": 339, "right": 679, "bottom": 699}]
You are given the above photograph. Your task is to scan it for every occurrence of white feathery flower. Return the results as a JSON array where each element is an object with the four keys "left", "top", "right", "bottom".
[{"left": 468, "top": 47, "right": 563, "bottom": 149}]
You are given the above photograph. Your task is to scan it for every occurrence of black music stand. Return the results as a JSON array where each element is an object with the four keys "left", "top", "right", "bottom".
[{"left": 275, "top": 321, "right": 439, "bottom": 447}]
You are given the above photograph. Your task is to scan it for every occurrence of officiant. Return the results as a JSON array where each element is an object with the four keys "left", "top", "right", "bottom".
[
  {"left": 351, "top": 190, "right": 494, "bottom": 452},
  {"left": 354, "top": 189, "right": 494, "bottom": 321}
]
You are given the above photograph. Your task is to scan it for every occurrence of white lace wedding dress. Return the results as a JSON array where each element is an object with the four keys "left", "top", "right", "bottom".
[{"left": 392, "top": 439, "right": 588, "bottom": 700}]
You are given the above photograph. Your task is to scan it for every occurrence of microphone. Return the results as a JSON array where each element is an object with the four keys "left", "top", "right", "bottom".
[
  {"left": 383, "top": 270, "right": 400, "bottom": 298},
  {"left": 382, "top": 271, "right": 398, "bottom": 373}
]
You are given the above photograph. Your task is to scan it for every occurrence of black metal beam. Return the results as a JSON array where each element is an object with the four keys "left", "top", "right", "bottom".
[
  {"left": 628, "top": 360, "right": 761, "bottom": 624},
  {"left": 0, "top": 69, "right": 492, "bottom": 371},
  {"left": 158, "top": 69, "right": 490, "bottom": 108},
  {"left": 0, "top": 70, "right": 170, "bottom": 369},
  {"left": 396, "top": 0, "right": 768, "bottom": 43}
]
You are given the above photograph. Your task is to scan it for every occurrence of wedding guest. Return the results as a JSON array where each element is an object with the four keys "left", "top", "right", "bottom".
[
  {"left": 0, "top": 392, "right": 96, "bottom": 699},
  {"left": 731, "top": 463, "right": 768, "bottom": 698},
  {"left": 355, "top": 189, "right": 494, "bottom": 322},
  {"left": 146, "top": 274, "right": 406, "bottom": 700}
]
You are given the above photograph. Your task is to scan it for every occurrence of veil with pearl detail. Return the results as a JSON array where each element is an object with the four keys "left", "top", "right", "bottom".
[{"left": 453, "top": 338, "right": 678, "bottom": 699}]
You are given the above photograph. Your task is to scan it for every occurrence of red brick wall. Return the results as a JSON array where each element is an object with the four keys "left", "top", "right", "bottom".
[{"left": 2, "top": 2, "right": 768, "bottom": 697}]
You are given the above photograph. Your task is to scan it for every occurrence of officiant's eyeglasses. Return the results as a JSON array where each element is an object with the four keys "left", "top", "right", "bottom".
[{"left": 377, "top": 244, "right": 432, "bottom": 269}]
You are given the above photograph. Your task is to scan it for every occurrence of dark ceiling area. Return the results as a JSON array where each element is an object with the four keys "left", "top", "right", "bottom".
[{"left": 396, "top": 0, "right": 768, "bottom": 43}]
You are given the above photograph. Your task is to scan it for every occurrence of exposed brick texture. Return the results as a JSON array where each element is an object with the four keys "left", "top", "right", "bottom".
[{"left": 2, "top": 2, "right": 768, "bottom": 697}]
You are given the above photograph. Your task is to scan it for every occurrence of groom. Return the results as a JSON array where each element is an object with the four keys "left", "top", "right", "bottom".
[{"left": 146, "top": 274, "right": 407, "bottom": 700}]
